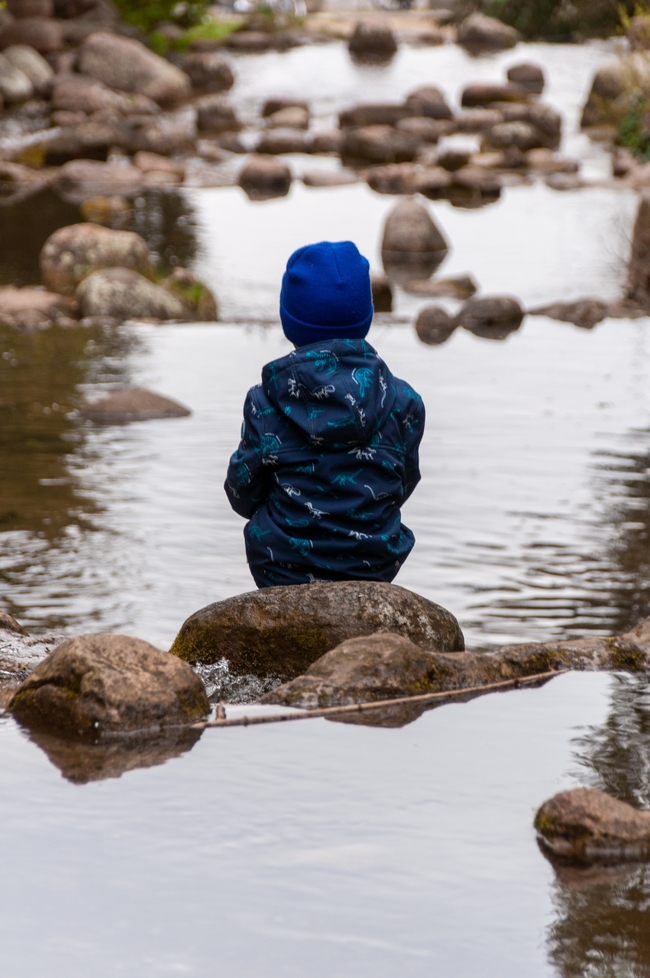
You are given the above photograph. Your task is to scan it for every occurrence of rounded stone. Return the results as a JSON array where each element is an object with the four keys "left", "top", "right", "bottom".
[
  {"left": 40, "top": 222, "right": 152, "bottom": 295},
  {"left": 415, "top": 305, "right": 457, "bottom": 345}
]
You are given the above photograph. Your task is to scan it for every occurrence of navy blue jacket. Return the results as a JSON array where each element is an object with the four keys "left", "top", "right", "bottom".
[{"left": 224, "top": 338, "right": 425, "bottom": 587}]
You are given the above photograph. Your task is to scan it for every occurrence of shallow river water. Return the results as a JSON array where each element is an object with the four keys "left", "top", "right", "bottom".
[{"left": 2, "top": 33, "right": 650, "bottom": 977}]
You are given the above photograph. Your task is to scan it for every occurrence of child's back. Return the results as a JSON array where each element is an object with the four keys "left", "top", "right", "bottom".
[{"left": 225, "top": 241, "right": 425, "bottom": 588}]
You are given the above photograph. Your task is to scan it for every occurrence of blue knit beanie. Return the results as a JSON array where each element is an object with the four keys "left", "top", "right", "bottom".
[{"left": 280, "top": 240, "right": 373, "bottom": 347}]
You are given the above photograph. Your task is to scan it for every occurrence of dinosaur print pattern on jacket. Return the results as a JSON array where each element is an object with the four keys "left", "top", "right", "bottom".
[{"left": 224, "top": 338, "right": 425, "bottom": 587}]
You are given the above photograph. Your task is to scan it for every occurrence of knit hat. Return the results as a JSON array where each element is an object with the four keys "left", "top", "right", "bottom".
[{"left": 279, "top": 240, "right": 373, "bottom": 347}]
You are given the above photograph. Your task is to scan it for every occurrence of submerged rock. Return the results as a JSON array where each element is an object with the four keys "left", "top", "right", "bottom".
[
  {"left": 415, "top": 305, "right": 457, "bottom": 345},
  {"left": 170, "top": 582, "right": 465, "bottom": 680},
  {"left": 456, "top": 295, "right": 524, "bottom": 339},
  {"left": 406, "top": 274, "right": 478, "bottom": 299},
  {"left": 535, "top": 788, "right": 650, "bottom": 863},
  {"left": 9, "top": 634, "right": 209, "bottom": 739},
  {"left": 457, "top": 12, "right": 520, "bottom": 52},
  {"left": 348, "top": 20, "right": 397, "bottom": 60},
  {"left": 76, "top": 267, "right": 189, "bottom": 321},
  {"left": 381, "top": 197, "right": 449, "bottom": 282},
  {"left": 40, "top": 222, "right": 152, "bottom": 295},
  {"left": 78, "top": 31, "right": 191, "bottom": 105},
  {"left": 507, "top": 62, "right": 545, "bottom": 94},
  {"left": 528, "top": 298, "right": 609, "bottom": 329},
  {"left": 80, "top": 387, "right": 191, "bottom": 424}
]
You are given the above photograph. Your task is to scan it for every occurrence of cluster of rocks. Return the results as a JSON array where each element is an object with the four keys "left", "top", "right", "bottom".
[{"left": 0, "top": 219, "right": 217, "bottom": 328}]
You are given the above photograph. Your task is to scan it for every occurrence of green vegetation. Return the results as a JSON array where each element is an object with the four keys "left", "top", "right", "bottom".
[
  {"left": 150, "top": 17, "right": 239, "bottom": 55},
  {"left": 465, "top": 0, "right": 640, "bottom": 39},
  {"left": 111, "top": 0, "right": 209, "bottom": 33},
  {"left": 617, "top": 93, "right": 650, "bottom": 159}
]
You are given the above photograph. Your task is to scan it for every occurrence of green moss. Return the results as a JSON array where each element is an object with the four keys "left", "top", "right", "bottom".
[
  {"left": 617, "top": 92, "right": 650, "bottom": 158},
  {"left": 607, "top": 638, "right": 647, "bottom": 672}
]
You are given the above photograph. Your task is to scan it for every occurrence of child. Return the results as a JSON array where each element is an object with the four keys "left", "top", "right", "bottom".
[{"left": 224, "top": 240, "right": 425, "bottom": 588}]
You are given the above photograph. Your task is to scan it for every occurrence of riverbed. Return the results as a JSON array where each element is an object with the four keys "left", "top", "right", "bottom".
[{"left": 1, "top": 29, "right": 650, "bottom": 977}]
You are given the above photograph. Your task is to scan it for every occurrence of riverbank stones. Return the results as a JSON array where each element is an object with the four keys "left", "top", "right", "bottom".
[
  {"left": 40, "top": 222, "right": 152, "bottom": 295},
  {"left": 8, "top": 634, "right": 209, "bottom": 739},
  {"left": 535, "top": 788, "right": 650, "bottom": 863},
  {"left": 78, "top": 31, "right": 190, "bottom": 105},
  {"left": 76, "top": 267, "right": 188, "bottom": 321},
  {"left": 170, "top": 582, "right": 465, "bottom": 680}
]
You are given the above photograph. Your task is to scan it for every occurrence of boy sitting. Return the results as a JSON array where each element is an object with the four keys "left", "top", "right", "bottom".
[{"left": 224, "top": 240, "right": 425, "bottom": 587}]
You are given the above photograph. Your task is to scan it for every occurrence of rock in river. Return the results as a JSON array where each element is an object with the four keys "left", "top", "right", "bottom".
[
  {"left": 535, "top": 788, "right": 650, "bottom": 863},
  {"left": 0, "top": 50, "right": 32, "bottom": 102},
  {"left": 3, "top": 43, "right": 52, "bottom": 95},
  {"left": 76, "top": 267, "right": 189, "bottom": 321},
  {"left": 80, "top": 387, "right": 191, "bottom": 424},
  {"left": 78, "top": 31, "right": 191, "bottom": 106},
  {"left": 348, "top": 20, "right": 397, "bottom": 60},
  {"left": 415, "top": 305, "right": 457, "bottom": 345},
  {"left": 507, "top": 62, "right": 545, "bottom": 95},
  {"left": 381, "top": 197, "right": 449, "bottom": 282},
  {"left": 8, "top": 634, "right": 209, "bottom": 740},
  {"left": 238, "top": 155, "right": 292, "bottom": 201},
  {"left": 40, "top": 222, "right": 152, "bottom": 295},
  {"left": 182, "top": 52, "right": 234, "bottom": 94},
  {"left": 170, "top": 581, "right": 465, "bottom": 680},
  {"left": 341, "top": 125, "right": 420, "bottom": 165},
  {"left": 457, "top": 12, "right": 520, "bottom": 53},
  {"left": 456, "top": 295, "right": 524, "bottom": 339}
]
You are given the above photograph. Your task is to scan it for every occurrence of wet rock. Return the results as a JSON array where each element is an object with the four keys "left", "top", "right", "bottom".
[
  {"left": 408, "top": 274, "right": 478, "bottom": 299},
  {"left": 409, "top": 166, "right": 452, "bottom": 200},
  {"left": 341, "top": 125, "right": 420, "bottom": 165},
  {"left": 3, "top": 43, "right": 52, "bottom": 94},
  {"left": 8, "top": 633, "right": 209, "bottom": 739},
  {"left": 437, "top": 147, "right": 471, "bottom": 171},
  {"left": 629, "top": 192, "right": 650, "bottom": 305},
  {"left": 256, "top": 129, "right": 312, "bottom": 155},
  {"left": 404, "top": 85, "right": 452, "bottom": 121},
  {"left": 79, "top": 193, "right": 132, "bottom": 227},
  {"left": 0, "top": 285, "right": 77, "bottom": 328},
  {"left": 310, "top": 130, "right": 342, "bottom": 154},
  {"left": 7, "top": 0, "right": 52, "bottom": 15},
  {"left": 302, "top": 170, "right": 358, "bottom": 188},
  {"left": 76, "top": 267, "right": 189, "bottom": 321},
  {"left": 182, "top": 51, "right": 233, "bottom": 93},
  {"left": 528, "top": 298, "right": 609, "bottom": 329},
  {"left": 0, "top": 623, "right": 64, "bottom": 708},
  {"left": 507, "top": 62, "right": 545, "bottom": 95},
  {"left": 262, "top": 97, "right": 308, "bottom": 118},
  {"left": 450, "top": 165, "right": 501, "bottom": 207},
  {"left": 52, "top": 158, "right": 144, "bottom": 197},
  {"left": 348, "top": 20, "right": 397, "bottom": 60},
  {"left": 80, "top": 387, "right": 191, "bottom": 423},
  {"left": 457, "top": 295, "right": 524, "bottom": 339},
  {"left": 396, "top": 116, "right": 451, "bottom": 142},
  {"left": 0, "top": 16, "right": 63, "bottom": 52},
  {"left": 196, "top": 94, "right": 239, "bottom": 133},
  {"left": 339, "top": 102, "right": 412, "bottom": 128},
  {"left": 160, "top": 265, "right": 218, "bottom": 321},
  {"left": 52, "top": 73, "right": 144, "bottom": 116},
  {"left": 486, "top": 120, "right": 543, "bottom": 152},
  {"left": 526, "top": 102, "right": 562, "bottom": 149},
  {"left": 238, "top": 155, "right": 292, "bottom": 200},
  {"left": 127, "top": 106, "right": 197, "bottom": 157},
  {"left": 0, "top": 611, "right": 27, "bottom": 635},
  {"left": 456, "top": 108, "right": 504, "bottom": 133},
  {"left": 266, "top": 105, "right": 309, "bottom": 130},
  {"left": 133, "top": 150, "right": 184, "bottom": 180},
  {"left": 581, "top": 54, "right": 650, "bottom": 129},
  {"left": 544, "top": 172, "right": 583, "bottom": 191},
  {"left": 371, "top": 272, "right": 392, "bottom": 312},
  {"left": 535, "top": 788, "right": 650, "bottom": 863},
  {"left": 261, "top": 632, "right": 456, "bottom": 709},
  {"left": 525, "top": 148, "right": 579, "bottom": 173},
  {"left": 43, "top": 121, "right": 131, "bottom": 167},
  {"left": 78, "top": 32, "right": 191, "bottom": 106},
  {"left": 40, "top": 222, "right": 152, "bottom": 294},
  {"left": 415, "top": 305, "right": 457, "bottom": 345},
  {"left": 365, "top": 162, "right": 416, "bottom": 195},
  {"left": 612, "top": 146, "right": 638, "bottom": 178},
  {"left": 27, "top": 725, "right": 202, "bottom": 783},
  {"left": 457, "top": 12, "right": 520, "bottom": 52},
  {"left": 0, "top": 50, "right": 32, "bottom": 101},
  {"left": 462, "top": 82, "right": 527, "bottom": 108},
  {"left": 170, "top": 581, "right": 465, "bottom": 678},
  {"left": 381, "top": 197, "right": 449, "bottom": 282}
]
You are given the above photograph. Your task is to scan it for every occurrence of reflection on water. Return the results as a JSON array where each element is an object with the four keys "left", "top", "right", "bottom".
[{"left": 546, "top": 675, "right": 650, "bottom": 977}]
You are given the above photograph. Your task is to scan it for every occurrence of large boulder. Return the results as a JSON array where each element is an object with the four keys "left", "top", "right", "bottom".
[
  {"left": 238, "top": 155, "right": 292, "bottom": 201},
  {"left": 457, "top": 12, "right": 520, "bottom": 53},
  {"left": 348, "top": 20, "right": 397, "bottom": 60},
  {"left": 456, "top": 295, "right": 524, "bottom": 339},
  {"left": 51, "top": 73, "right": 157, "bottom": 116},
  {"left": 80, "top": 388, "right": 191, "bottom": 424},
  {"left": 169, "top": 582, "right": 465, "bottom": 680},
  {"left": 0, "top": 16, "right": 63, "bottom": 52},
  {"left": 181, "top": 52, "right": 234, "bottom": 94},
  {"left": 341, "top": 125, "right": 420, "bottom": 164},
  {"left": 76, "top": 267, "right": 189, "bottom": 321},
  {"left": 78, "top": 31, "right": 191, "bottom": 105},
  {"left": 8, "top": 634, "right": 209, "bottom": 740},
  {"left": 535, "top": 788, "right": 650, "bottom": 863},
  {"left": 581, "top": 54, "right": 650, "bottom": 129},
  {"left": 0, "top": 50, "right": 32, "bottom": 101},
  {"left": 381, "top": 197, "right": 449, "bottom": 282},
  {"left": 3, "top": 43, "right": 52, "bottom": 94},
  {"left": 40, "top": 222, "right": 152, "bottom": 295}
]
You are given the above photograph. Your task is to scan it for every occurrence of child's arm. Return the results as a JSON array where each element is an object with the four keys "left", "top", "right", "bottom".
[
  {"left": 402, "top": 392, "right": 426, "bottom": 504},
  {"left": 224, "top": 387, "right": 272, "bottom": 519}
]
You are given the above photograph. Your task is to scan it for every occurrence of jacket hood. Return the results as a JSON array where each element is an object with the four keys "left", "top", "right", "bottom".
[{"left": 261, "top": 338, "right": 398, "bottom": 451}]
